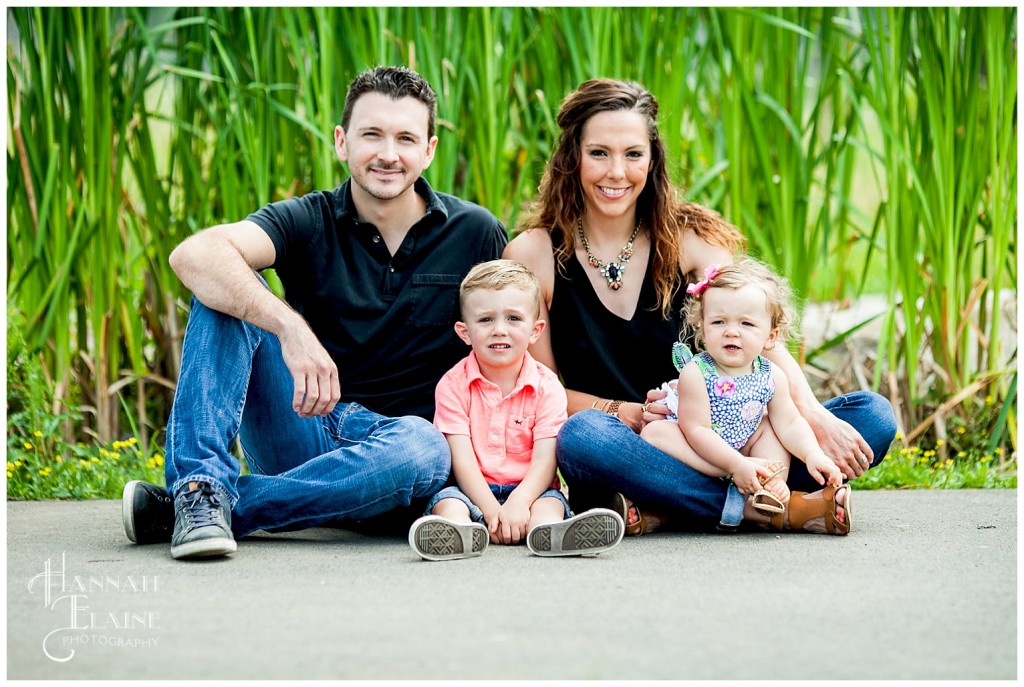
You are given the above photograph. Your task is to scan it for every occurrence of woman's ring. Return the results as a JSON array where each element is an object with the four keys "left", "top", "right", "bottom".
[
  {"left": 858, "top": 455, "right": 869, "bottom": 464},
  {"left": 641, "top": 403, "right": 651, "bottom": 413}
]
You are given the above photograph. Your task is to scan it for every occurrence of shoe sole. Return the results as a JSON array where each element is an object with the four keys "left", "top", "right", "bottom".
[
  {"left": 527, "top": 508, "right": 624, "bottom": 557},
  {"left": 122, "top": 480, "right": 142, "bottom": 544},
  {"left": 171, "top": 537, "right": 237, "bottom": 560},
  {"left": 409, "top": 515, "right": 488, "bottom": 561}
]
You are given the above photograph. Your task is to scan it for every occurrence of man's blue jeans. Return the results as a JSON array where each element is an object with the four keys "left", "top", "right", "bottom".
[
  {"left": 556, "top": 392, "right": 896, "bottom": 530},
  {"left": 164, "top": 297, "right": 450, "bottom": 538}
]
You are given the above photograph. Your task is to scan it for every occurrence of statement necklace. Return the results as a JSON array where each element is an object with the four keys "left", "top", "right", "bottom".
[{"left": 577, "top": 218, "right": 641, "bottom": 290}]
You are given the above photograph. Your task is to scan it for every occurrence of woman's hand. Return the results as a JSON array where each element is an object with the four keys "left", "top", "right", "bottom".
[
  {"left": 639, "top": 388, "right": 671, "bottom": 429},
  {"left": 806, "top": 407, "right": 873, "bottom": 480}
]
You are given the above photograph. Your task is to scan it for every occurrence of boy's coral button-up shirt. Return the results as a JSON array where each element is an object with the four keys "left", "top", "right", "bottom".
[{"left": 433, "top": 351, "right": 567, "bottom": 487}]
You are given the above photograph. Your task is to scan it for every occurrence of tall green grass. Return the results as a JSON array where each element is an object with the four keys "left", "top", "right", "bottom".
[
  {"left": 854, "top": 8, "right": 1016, "bottom": 445},
  {"left": 6, "top": 7, "right": 1016, "bottom": 466}
]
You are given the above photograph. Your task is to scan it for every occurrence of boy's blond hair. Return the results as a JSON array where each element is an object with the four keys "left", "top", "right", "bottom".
[
  {"left": 459, "top": 259, "right": 541, "bottom": 318},
  {"left": 683, "top": 257, "right": 797, "bottom": 350}
]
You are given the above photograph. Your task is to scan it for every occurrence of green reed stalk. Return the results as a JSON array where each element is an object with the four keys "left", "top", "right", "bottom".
[
  {"left": 703, "top": 8, "right": 864, "bottom": 309},
  {"left": 6, "top": 7, "right": 1015, "bottom": 457},
  {"left": 854, "top": 7, "right": 1017, "bottom": 436}
]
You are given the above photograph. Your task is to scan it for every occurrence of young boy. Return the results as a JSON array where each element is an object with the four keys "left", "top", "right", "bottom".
[{"left": 409, "top": 260, "right": 624, "bottom": 560}]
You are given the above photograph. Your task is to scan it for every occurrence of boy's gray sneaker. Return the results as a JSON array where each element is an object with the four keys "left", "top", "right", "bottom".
[
  {"left": 170, "top": 482, "right": 237, "bottom": 559},
  {"left": 122, "top": 480, "right": 174, "bottom": 544},
  {"left": 526, "top": 508, "right": 624, "bottom": 557},
  {"left": 409, "top": 515, "right": 488, "bottom": 561}
]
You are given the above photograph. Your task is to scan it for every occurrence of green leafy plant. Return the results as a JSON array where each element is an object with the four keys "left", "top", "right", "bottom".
[
  {"left": 6, "top": 7, "right": 1016, "bottom": 488},
  {"left": 7, "top": 310, "right": 165, "bottom": 500}
]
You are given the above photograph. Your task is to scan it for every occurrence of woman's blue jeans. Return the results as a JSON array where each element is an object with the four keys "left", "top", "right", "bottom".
[
  {"left": 164, "top": 297, "right": 451, "bottom": 538},
  {"left": 556, "top": 392, "right": 896, "bottom": 530}
]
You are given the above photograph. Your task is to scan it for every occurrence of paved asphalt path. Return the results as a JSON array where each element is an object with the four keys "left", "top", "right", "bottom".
[{"left": 6, "top": 490, "right": 1017, "bottom": 680}]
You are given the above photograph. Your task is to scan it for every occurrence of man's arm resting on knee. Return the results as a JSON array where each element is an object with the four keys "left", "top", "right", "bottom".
[{"left": 169, "top": 220, "right": 340, "bottom": 417}]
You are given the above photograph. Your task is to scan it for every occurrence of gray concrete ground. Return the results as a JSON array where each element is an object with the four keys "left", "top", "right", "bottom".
[{"left": 6, "top": 490, "right": 1017, "bottom": 680}]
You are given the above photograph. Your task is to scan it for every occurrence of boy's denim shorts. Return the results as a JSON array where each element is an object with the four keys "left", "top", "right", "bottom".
[{"left": 424, "top": 483, "right": 571, "bottom": 522}]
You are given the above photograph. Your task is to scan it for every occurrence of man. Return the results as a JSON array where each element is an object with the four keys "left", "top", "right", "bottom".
[{"left": 123, "top": 66, "right": 508, "bottom": 560}]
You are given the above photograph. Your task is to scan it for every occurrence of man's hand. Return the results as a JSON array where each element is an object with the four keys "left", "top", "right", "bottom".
[
  {"left": 806, "top": 407, "right": 873, "bottom": 480},
  {"left": 278, "top": 326, "right": 341, "bottom": 417}
]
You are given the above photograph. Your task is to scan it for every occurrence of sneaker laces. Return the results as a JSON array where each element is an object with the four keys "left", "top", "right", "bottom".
[{"left": 182, "top": 482, "right": 225, "bottom": 528}]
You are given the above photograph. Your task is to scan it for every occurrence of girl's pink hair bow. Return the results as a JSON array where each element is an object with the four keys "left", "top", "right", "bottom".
[{"left": 686, "top": 263, "right": 721, "bottom": 295}]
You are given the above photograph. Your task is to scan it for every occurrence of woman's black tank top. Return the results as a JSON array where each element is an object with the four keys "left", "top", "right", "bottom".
[{"left": 548, "top": 228, "right": 689, "bottom": 402}]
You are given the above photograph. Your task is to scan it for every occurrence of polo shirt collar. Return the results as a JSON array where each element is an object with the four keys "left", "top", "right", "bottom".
[
  {"left": 465, "top": 350, "right": 542, "bottom": 393},
  {"left": 334, "top": 177, "right": 449, "bottom": 223}
]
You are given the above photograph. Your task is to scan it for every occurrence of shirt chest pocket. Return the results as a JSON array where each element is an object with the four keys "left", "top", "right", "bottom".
[
  {"left": 505, "top": 415, "right": 536, "bottom": 455},
  {"left": 407, "top": 274, "right": 462, "bottom": 327}
]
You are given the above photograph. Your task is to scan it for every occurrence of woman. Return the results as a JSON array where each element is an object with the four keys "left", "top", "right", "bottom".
[{"left": 503, "top": 78, "right": 896, "bottom": 534}]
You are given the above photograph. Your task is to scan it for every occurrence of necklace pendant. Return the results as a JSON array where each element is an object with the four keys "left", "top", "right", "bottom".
[
  {"left": 600, "top": 261, "right": 625, "bottom": 290},
  {"left": 577, "top": 218, "right": 641, "bottom": 291}
]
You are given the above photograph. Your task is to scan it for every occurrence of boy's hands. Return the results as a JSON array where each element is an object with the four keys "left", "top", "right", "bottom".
[
  {"left": 806, "top": 452, "right": 844, "bottom": 487},
  {"left": 487, "top": 498, "right": 531, "bottom": 544}
]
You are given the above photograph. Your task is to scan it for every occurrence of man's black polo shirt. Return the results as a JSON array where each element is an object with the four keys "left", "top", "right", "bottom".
[{"left": 248, "top": 178, "right": 507, "bottom": 420}]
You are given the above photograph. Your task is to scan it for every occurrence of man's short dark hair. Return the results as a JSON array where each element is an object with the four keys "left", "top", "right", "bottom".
[{"left": 341, "top": 66, "right": 437, "bottom": 139}]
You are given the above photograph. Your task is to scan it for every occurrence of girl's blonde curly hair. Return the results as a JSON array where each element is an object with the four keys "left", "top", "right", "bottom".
[{"left": 682, "top": 257, "right": 797, "bottom": 351}]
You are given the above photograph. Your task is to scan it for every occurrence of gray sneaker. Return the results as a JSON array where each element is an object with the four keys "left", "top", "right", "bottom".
[
  {"left": 122, "top": 480, "right": 174, "bottom": 544},
  {"left": 170, "top": 482, "right": 237, "bottom": 559},
  {"left": 526, "top": 508, "right": 624, "bottom": 557},
  {"left": 408, "top": 515, "right": 488, "bottom": 561}
]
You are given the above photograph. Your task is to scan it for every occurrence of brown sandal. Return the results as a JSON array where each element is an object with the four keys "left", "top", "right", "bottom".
[
  {"left": 769, "top": 483, "right": 852, "bottom": 535},
  {"left": 611, "top": 493, "right": 667, "bottom": 536},
  {"left": 749, "top": 460, "right": 788, "bottom": 515}
]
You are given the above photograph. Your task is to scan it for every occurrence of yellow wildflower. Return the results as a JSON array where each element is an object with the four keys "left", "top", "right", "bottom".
[
  {"left": 6, "top": 462, "right": 13, "bottom": 471},
  {"left": 6, "top": 471, "right": 11, "bottom": 479},
  {"left": 14, "top": 460, "right": 23, "bottom": 468},
  {"left": 33, "top": 430, "right": 43, "bottom": 438},
  {"left": 55, "top": 456, "right": 63, "bottom": 463},
  {"left": 23, "top": 442, "right": 33, "bottom": 450},
  {"left": 956, "top": 427, "right": 966, "bottom": 435},
  {"left": 995, "top": 448, "right": 1005, "bottom": 455},
  {"left": 936, "top": 440, "right": 944, "bottom": 447},
  {"left": 39, "top": 468, "right": 51, "bottom": 477},
  {"left": 79, "top": 459, "right": 90, "bottom": 467},
  {"left": 128, "top": 437, "right": 138, "bottom": 445},
  {"left": 155, "top": 455, "right": 164, "bottom": 467},
  {"left": 895, "top": 431, "right": 903, "bottom": 440}
]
